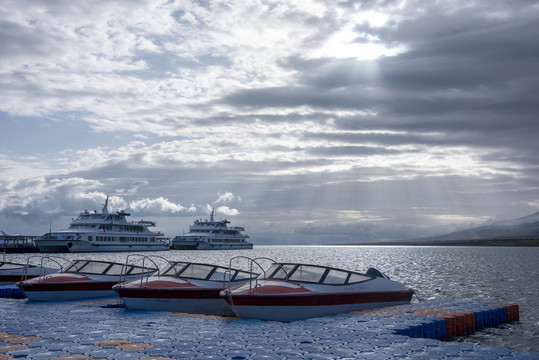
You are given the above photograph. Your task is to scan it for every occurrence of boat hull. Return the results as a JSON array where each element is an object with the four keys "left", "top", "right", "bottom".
[
  {"left": 0, "top": 272, "right": 53, "bottom": 284},
  {"left": 18, "top": 281, "right": 119, "bottom": 301},
  {"left": 17, "top": 267, "right": 155, "bottom": 301},
  {"left": 226, "top": 291, "right": 414, "bottom": 322},
  {"left": 0, "top": 264, "right": 57, "bottom": 284},
  {"left": 117, "top": 288, "right": 234, "bottom": 316}
]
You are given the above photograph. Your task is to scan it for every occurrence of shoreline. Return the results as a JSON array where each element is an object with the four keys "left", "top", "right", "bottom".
[{"left": 342, "top": 238, "right": 539, "bottom": 247}]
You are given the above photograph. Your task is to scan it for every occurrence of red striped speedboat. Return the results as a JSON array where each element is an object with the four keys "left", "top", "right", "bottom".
[
  {"left": 113, "top": 260, "right": 258, "bottom": 316},
  {"left": 0, "top": 260, "right": 57, "bottom": 284},
  {"left": 221, "top": 260, "right": 413, "bottom": 322},
  {"left": 17, "top": 259, "right": 156, "bottom": 301}
]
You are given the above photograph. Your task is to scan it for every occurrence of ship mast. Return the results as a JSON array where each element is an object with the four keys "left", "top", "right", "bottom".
[{"left": 102, "top": 196, "right": 109, "bottom": 214}]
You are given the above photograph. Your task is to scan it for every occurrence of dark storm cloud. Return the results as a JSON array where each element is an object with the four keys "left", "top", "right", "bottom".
[
  {"left": 221, "top": 1, "right": 539, "bottom": 114},
  {"left": 217, "top": 0, "right": 539, "bottom": 176}
]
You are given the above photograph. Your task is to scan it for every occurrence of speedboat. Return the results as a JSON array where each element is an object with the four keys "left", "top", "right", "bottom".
[
  {"left": 34, "top": 196, "right": 170, "bottom": 253},
  {"left": 17, "top": 259, "right": 157, "bottom": 301},
  {"left": 221, "top": 257, "right": 414, "bottom": 321},
  {"left": 113, "top": 256, "right": 258, "bottom": 316},
  {"left": 171, "top": 208, "right": 252, "bottom": 250},
  {"left": 0, "top": 260, "right": 57, "bottom": 284}
]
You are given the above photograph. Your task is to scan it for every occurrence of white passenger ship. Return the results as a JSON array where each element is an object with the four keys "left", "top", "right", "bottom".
[
  {"left": 171, "top": 209, "right": 252, "bottom": 250},
  {"left": 35, "top": 197, "right": 170, "bottom": 253}
]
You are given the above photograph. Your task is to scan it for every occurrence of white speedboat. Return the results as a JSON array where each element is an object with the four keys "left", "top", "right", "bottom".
[
  {"left": 171, "top": 209, "right": 252, "bottom": 250},
  {"left": 17, "top": 259, "right": 157, "bottom": 301},
  {"left": 0, "top": 260, "right": 57, "bottom": 284},
  {"left": 114, "top": 256, "right": 258, "bottom": 316},
  {"left": 35, "top": 196, "right": 170, "bottom": 253},
  {"left": 221, "top": 257, "right": 414, "bottom": 322}
]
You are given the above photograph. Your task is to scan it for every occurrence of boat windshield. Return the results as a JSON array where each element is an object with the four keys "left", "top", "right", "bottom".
[
  {"left": 265, "top": 263, "right": 373, "bottom": 285},
  {"left": 163, "top": 262, "right": 257, "bottom": 282},
  {"left": 64, "top": 260, "right": 155, "bottom": 275},
  {"left": 162, "top": 262, "right": 189, "bottom": 276},
  {"left": 0, "top": 262, "right": 25, "bottom": 270},
  {"left": 178, "top": 263, "right": 216, "bottom": 280},
  {"left": 65, "top": 260, "right": 109, "bottom": 274}
]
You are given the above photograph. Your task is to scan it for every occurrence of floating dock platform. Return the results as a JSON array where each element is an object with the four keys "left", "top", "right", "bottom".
[{"left": 0, "top": 296, "right": 536, "bottom": 359}]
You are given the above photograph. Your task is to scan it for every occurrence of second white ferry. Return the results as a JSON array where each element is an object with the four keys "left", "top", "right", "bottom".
[
  {"left": 171, "top": 209, "right": 253, "bottom": 250},
  {"left": 35, "top": 197, "right": 170, "bottom": 253}
]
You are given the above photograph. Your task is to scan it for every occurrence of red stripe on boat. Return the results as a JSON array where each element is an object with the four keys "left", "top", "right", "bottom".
[
  {"left": 116, "top": 288, "right": 222, "bottom": 299},
  {"left": 18, "top": 281, "right": 118, "bottom": 292},
  {"left": 1, "top": 275, "right": 39, "bottom": 282},
  {"left": 226, "top": 290, "right": 413, "bottom": 306}
]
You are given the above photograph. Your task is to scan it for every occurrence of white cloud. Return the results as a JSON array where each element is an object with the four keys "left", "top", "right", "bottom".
[
  {"left": 216, "top": 206, "right": 240, "bottom": 217},
  {"left": 129, "top": 197, "right": 195, "bottom": 214},
  {"left": 215, "top": 192, "right": 237, "bottom": 204}
]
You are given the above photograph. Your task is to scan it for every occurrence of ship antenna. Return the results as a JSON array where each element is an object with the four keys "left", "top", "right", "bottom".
[
  {"left": 210, "top": 208, "right": 214, "bottom": 222},
  {"left": 102, "top": 196, "right": 109, "bottom": 214}
]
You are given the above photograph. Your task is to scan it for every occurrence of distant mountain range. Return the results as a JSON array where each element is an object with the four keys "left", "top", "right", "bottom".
[
  {"left": 422, "top": 211, "right": 539, "bottom": 242},
  {"left": 361, "top": 211, "right": 539, "bottom": 246}
]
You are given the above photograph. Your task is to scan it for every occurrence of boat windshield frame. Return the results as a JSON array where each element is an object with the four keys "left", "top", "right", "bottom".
[
  {"left": 64, "top": 260, "right": 155, "bottom": 276},
  {"left": 162, "top": 261, "right": 257, "bottom": 282},
  {"left": 264, "top": 263, "right": 374, "bottom": 285},
  {"left": 0, "top": 261, "right": 31, "bottom": 270}
]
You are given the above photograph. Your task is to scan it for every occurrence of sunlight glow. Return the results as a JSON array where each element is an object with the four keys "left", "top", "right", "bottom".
[
  {"left": 354, "top": 11, "right": 390, "bottom": 28},
  {"left": 311, "top": 22, "right": 406, "bottom": 60}
]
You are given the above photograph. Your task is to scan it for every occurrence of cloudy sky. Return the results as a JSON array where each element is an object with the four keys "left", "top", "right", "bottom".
[{"left": 1, "top": 0, "right": 538, "bottom": 244}]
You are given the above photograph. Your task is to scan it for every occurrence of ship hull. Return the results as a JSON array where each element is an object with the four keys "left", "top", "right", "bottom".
[
  {"left": 36, "top": 239, "right": 169, "bottom": 253},
  {"left": 171, "top": 240, "right": 253, "bottom": 250}
]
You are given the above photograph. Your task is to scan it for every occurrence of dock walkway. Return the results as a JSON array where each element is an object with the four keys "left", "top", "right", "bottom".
[{"left": 0, "top": 297, "right": 537, "bottom": 359}]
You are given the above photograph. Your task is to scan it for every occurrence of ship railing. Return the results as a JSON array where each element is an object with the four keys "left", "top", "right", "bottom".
[
  {"left": 137, "top": 220, "right": 156, "bottom": 226},
  {"left": 22, "top": 255, "right": 73, "bottom": 283}
]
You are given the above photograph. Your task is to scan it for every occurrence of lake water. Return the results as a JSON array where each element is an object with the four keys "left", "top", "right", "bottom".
[{"left": 7, "top": 245, "right": 539, "bottom": 354}]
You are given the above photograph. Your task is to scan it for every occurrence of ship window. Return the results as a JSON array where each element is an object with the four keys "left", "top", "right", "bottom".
[
  {"left": 178, "top": 264, "right": 214, "bottom": 280},
  {"left": 322, "top": 269, "right": 349, "bottom": 284},
  {"left": 288, "top": 265, "right": 326, "bottom": 283},
  {"left": 347, "top": 273, "right": 372, "bottom": 284}
]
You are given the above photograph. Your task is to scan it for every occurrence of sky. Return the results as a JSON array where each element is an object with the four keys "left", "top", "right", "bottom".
[{"left": 1, "top": 0, "right": 539, "bottom": 245}]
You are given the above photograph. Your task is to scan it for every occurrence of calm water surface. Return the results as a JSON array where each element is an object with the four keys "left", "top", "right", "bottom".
[{"left": 8, "top": 246, "right": 539, "bottom": 353}]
